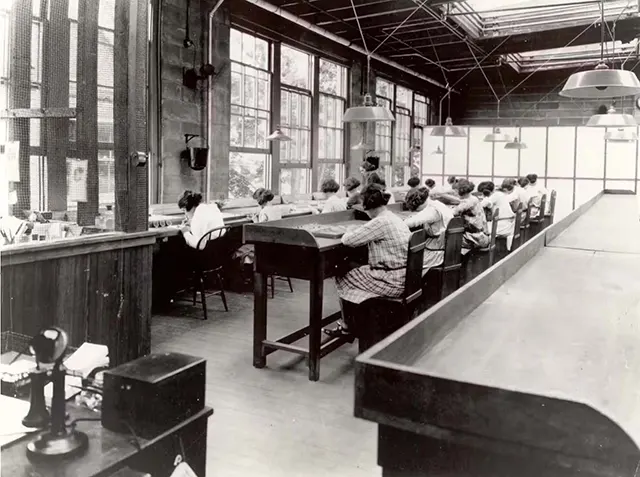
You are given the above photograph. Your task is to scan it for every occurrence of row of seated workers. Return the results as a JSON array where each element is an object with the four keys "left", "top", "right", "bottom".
[{"left": 168, "top": 160, "right": 552, "bottom": 346}]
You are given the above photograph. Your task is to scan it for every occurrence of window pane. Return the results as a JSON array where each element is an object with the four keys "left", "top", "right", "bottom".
[
  {"left": 396, "top": 86, "right": 411, "bottom": 110},
  {"left": 318, "top": 163, "right": 343, "bottom": 190},
  {"left": 281, "top": 45, "right": 310, "bottom": 89},
  {"left": 576, "top": 126, "right": 605, "bottom": 178},
  {"left": 319, "top": 59, "right": 347, "bottom": 97},
  {"left": 255, "top": 37, "right": 269, "bottom": 70},
  {"left": 519, "top": 127, "right": 546, "bottom": 177},
  {"left": 230, "top": 29, "right": 242, "bottom": 61},
  {"left": 605, "top": 126, "right": 637, "bottom": 180},
  {"left": 467, "top": 127, "right": 493, "bottom": 176},
  {"left": 493, "top": 127, "right": 518, "bottom": 178},
  {"left": 280, "top": 168, "right": 310, "bottom": 195},
  {"left": 546, "top": 127, "right": 574, "bottom": 178},
  {"left": 229, "top": 152, "right": 269, "bottom": 198},
  {"left": 376, "top": 78, "right": 393, "bottom": 99},
  {"left": 280, "top": 89, "right": 311, "bottom": 164},
  {"left": 97, "top": 149, "right": 114, "bottom": 206}
]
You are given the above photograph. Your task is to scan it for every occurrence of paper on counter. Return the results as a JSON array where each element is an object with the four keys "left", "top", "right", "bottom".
[{"left": 64, "top": 342, "right": 109, "bottom": 378}]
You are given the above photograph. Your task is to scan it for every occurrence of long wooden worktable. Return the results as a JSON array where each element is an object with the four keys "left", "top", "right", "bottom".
[
  {"left": 244, "top": 204, "right": 412, "bottom": 382},
  {"left": 355, "top": 192, "right": 640, "bottom": 476}
]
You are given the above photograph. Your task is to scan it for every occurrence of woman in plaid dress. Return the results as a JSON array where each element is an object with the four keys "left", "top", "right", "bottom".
[{"left": 325, "top": 184, "right": 410, "bottom": 338}]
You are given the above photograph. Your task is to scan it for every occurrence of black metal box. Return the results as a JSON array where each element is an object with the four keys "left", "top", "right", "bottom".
[{"left": 102, "top": 352, "right": 205, "bottom": 439}]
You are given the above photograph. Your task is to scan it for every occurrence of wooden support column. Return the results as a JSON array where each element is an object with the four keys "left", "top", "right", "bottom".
[
  {"left": 76, "top": 0, "right": 99, "bottom": 226},
  {"left": 114, "top": 0, "right": 149, "bottom": 232},
  {"left": 270, "top": 42, "right": 282, "bottom": 192},
  {"left": 9, "top": 0, "right": 32, "bottom": 212},
  {"left": 43, "top": 0, "right": 70, "bottom": 211},
  {"left": 310, "top": 58, "right": 320, "bottom": 190}
]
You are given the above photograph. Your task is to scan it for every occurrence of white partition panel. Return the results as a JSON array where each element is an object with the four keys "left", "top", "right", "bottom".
[
  {"left": 604, "top": 179, "right": 635, "bottom": 191},
  {"left": 575, "top": 179, "right": 603, "bottom": 207},
  {"left": 422, "top": 128, "right": 444, "bottom": 175},
  {"left": 468, "top": 127, "right": 493, "bottom": 176},
  {"left": 546, "top": 127, "right": 575, "bottom": 178},
  {"left": 443, "top": 135, "right": 468, "bottom": 176},
  {"left": 605, "top": 126, "right": 638, "bottom": 180},
  {"left": 519, "top": 127, "right": 546, "bottom": 178},
  {"left": 546, "top": 179, "right": 574, "bottom": 221},
  {"left": 468, "top": 176, "right": 488, "bottom": 187},
  {"left": 576, "top": 126, "right": 605, "bottom": 179},
  {"left": 493, "top": 127, "right": 519, "bottom": 179}
]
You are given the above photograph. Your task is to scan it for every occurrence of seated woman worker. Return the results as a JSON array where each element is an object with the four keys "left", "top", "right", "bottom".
[
  {"left": 324, "top": 183, "right": 411, "bottom": 338},
  {"left": 404, "top": 187, "right": 454, "bottom": 274},
  {"left": 178, "top": 190, "right": 225, "bottom": 249},
  {"left": 483, "top": 180, "right": 517, "bottom": 250},
  {"left": 321, "top": 178, "right": 347, "bottom": 213},
  {"left": 452, "top": 179, "right": 490, "bottom": 253},
  {"left": 344, "top": 177, "right": 362, "bottom": 209},
  {"left": 366, "top": 172, "right": 396, "bottom": 204}
]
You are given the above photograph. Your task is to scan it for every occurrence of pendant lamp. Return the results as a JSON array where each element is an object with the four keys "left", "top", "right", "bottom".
[
  {"left": 351, "top": 140, "right": 373, "bottom": 151},
  {"left": 431, "top": 117, "right": 467, "bottom": 137},
  {"left": 343, "top": 94, "right": 395, "bottom": 123},
  {"left": 430, "top": 146, "right": 444, "bottom": 155},
  {"left": 604, "top": 128, "right": 639, "bottom": 142},
  {"left": 586, "top": 106, "right": 637, "bottom": 127},
  {"left": 484, "top": 127, "right": 512, "bottom": 143},
  {"left": 504, "top": 137, "right": 527, "bottom": 149},
  {"left": 559, "top": 2, "right": 640, "bottom": 99},
  {"left": 267, "top": 126, "right": 291, "bottom": 141}
]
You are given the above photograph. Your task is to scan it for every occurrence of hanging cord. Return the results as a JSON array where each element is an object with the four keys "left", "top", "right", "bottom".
[
  {"left": 350, "top": 0, "right": 368, "bottom": 54},
  {"left": 499, "top": 17, "right": 600, "bottom": 101},
  {"left": 603, "top": 0, "right": 633, "bottom": 66},
  {"left": 370, "top": 0, "right": 432, "bottom": 56},
  {"left": 497, "top": 66, "right": 515, "bottom": 112}
]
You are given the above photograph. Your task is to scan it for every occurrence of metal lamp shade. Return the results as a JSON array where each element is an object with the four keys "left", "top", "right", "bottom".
[
  {"left": 504, "top": 138, "right": 527, "bottom": 150},
  {"left": 267, "top": 126, "right": 292, "bottom": 141},
  {"left": 604, "top": 128, "right": 639, "bottom": 142},
  {"left": 484, "top": 127, "right": 512, "bottom": 143},
  {"left": 586, "top": 107, "right": 637, "bottom": 127},
  {"left": 342, "top": 94, "right": 395, "bottom": 123},
  {"left": 559, "top": 64, "right": 640, "bottom": 99},
  {"left": 351, "top": 140, "right": 373, "bottom": 151},
  {"left": 431, "top": 146, "right": 444, "bottom": 155},
  {"left": 431, "top": 117, "right": 467, "bottom": 137}
]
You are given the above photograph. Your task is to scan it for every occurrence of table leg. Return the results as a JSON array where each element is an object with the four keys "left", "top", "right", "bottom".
[
  {"left": 253, "top": 269, "right": 268, "bottom": 368},
  {"left": 308, "top": 257, "right": 324, "bottom": 381}
]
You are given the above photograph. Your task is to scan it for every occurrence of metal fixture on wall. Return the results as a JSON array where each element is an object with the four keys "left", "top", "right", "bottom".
[
  {"left": 181, "top": 134, "right": 209, "bottom": 170},
  {"left": 266, "top": 126, "right": 291, "bottom": 141},
  {"left": 559, "top": 1, "right": 640, "bottom": 98}
]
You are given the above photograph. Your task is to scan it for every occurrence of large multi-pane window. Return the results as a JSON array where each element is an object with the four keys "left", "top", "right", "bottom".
[
  {"left": 375, "top": 78, "right": 394, "bottom": 179},
  {"left": 317, "top": 59, "right": 347, "bottom": 189},
  {"left": 229, "top": 28, "right": 271, "bottom": 198},
  {"left": 280, "top": 45, "right": 312, "bottom": 195},
  {"left": 413, "top": 94, "right": 429, "bottom": 127},
  {"left": 393, "top": 85, "right": 412, "bottom": 186}
]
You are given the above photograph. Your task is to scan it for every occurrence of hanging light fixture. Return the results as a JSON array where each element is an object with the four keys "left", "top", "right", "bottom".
[
  {"left": 504, "top": 137, "right": 527, "bottom": 149},
  {"left": 267, "top": 126, "right": 291, "bottom": 141},
  {"left": 604, "top": 128, "right": 639, "bottom": 142},
  {"left": 343, "top": 93, "right": 395, "bottom": 123},
  {"left": 484, "top": 127, "right": 512, "bottom": 143},
  {"left": 586, "top": 105, "right": 637, "bottom": 127},
  {"left": 351, "top": 140, "right": 373, "bottom": 151},
  {"left": 559, "top": 2, "right": 640, "bottom": 99},
  {"left": 431, "top": 117, "right": 467, "bottom": 137},
  {"left": 430, "top": 146, "right": 444, "bottom": 155}
]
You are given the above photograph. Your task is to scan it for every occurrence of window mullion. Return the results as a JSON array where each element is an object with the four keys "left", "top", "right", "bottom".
[{"left": 311, "top": 57, "right": 319, "bottom": 190}]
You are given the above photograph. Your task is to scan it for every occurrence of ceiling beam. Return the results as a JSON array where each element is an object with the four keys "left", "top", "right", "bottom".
[{"left": 479, "top": 17, "right": 640, "bottom": 55}]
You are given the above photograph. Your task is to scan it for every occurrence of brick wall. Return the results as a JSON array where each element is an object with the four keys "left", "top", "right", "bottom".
[
  {"left": 159, "top": 0, "right": 230, "bottom": 203},
  {"left": 457, "top": 67, "right": 640, "bottom": 127}
]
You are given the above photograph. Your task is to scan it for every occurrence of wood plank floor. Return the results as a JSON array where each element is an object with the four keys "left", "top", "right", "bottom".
[{"left": 152, "top": 279, "right": 380, "bottom": 476}]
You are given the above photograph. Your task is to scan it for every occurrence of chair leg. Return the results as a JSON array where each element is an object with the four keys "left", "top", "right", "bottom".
[
  {"left": 270, "top": 275, "right": 275, "bottom": 299},
  {"left": 199, "top": 276, "right": 208, "bottom": 320},
  {"left": 217, "top": 271, "right": 228, "bottom": 312},
  {"left": 287, "top": 277, "right": 293, "bottom": 293},
  {"left": 192, "top": 272, "right": 197, "bottom": 306}
]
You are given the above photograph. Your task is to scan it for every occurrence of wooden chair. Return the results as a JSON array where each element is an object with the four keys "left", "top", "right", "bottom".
[
  {"left": 528, "top": 193, "right": 547, "bottom": 238},
  {"left": 511, "top": 205, "right": 523, "bottom": 251},
  {"left": 353, "top": 229, "right": 428, "bottom": 352},
  {"left": 544, "top": 190, "right": 557, "bottom": 229},
  {"left": 421, "top": 217, "right": 464, "bottom": 308},
  {"left": 175, "top": 226, "right": 230, "bottom": 320},
  {"left": 269, "top": 275, "right": 294, "bottom": 298},
  {"left": 519, "top": 202, "right": 532, "bottom": 244},
  {"left": 461, "top": 209, "right": 499, "bottom": 285}
]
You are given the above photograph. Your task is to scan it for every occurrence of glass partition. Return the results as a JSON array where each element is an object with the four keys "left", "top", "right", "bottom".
[
  {"left": 467, "top": 127, "right": 493, "bottom": 177},
  {"left": 546, "top": 127, "right": 575, "bottom": 179},
  {"left": 546, "top": 178, "right": 573, "bottom": 221},
  {"left": 575, "top": 126, "right": 605, "bottom": 179},
  {"left": 575, "top": 179, "right": 604, "bottom": 207},
  {"left": 493, "top": 126, "right": 518, "bottom": 179},
  {"left": 519, "top": 127, "right": 546, "bottom": 178},
  {"left": 443, "top": 135, "right": 467, "bottom": 176},
  {"left": 605, "top": 127, "right": 637, "bottom": 180},
  {"left": 421, "top": 128, "right": 444, "bottom": 177}
]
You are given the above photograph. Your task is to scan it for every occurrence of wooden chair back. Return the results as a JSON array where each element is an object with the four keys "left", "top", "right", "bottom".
[
  {"left": 403, "top": 229, "right": 428, "bottom": 306},
  {"left": 547, "top": 190, "right": 557, "bottom": 224},
  {"left": 512, "top": 206, "right": 523, "bottom": 250},
  {"left": 194, "top": 225, "right": 233, "bottom": 271},
  {"left": 538, "top": 194, "right": 547, "bottom": 221},
  {"left": 442, "top": 217, "right": 464, "bottom": 271},
  {"left": 488, "top": 207, "right": 499, "bottom": 265}
]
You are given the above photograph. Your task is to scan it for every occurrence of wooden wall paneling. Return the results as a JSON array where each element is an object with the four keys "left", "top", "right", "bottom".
[
  {"left": 114, "top": 0, "right": 149, "bottom": 233},
  {"left": 53, "top": 253, "right": 90, "bottom": 345},
  {"left": 43, "top": 0, "right": 70, "bottom": 211},
  {"left": 76, "top": 0, "right": 100, "bottom": 226},
  {"left": 9, "top": 0, "right": 32, "bottom": 211},
  {"left": 270, "top": 42, "right": 282, "bottom": 192}
]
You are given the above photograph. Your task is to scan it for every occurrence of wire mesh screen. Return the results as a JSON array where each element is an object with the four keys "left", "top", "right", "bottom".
[{"left": 1, "top": 0, "right": 147, "bottom": 238}]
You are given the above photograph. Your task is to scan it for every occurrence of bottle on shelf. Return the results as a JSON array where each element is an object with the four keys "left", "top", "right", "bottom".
[{"left": 104, "top": 205, "right": 115, "bottom": 231}]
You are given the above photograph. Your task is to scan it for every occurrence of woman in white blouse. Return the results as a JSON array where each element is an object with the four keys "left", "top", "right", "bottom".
[
  {"left": 321, "top": 178, "right": 347, "bottom": 213},
  {"left": 178, "top": 190, "right": 225, "bottom": 249}
]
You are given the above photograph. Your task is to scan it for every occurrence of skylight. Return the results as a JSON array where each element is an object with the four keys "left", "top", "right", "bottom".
[
  {"left": 502, "top": 39, "right": 639, "bottom": 72},
  {"left": 446, "top": 0, "right": 639, "bottom": 38}
]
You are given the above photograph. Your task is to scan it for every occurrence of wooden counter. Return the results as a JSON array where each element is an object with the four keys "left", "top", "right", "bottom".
[
  {"left": 354, "top": 192, "right": 640, "bottom": 476},
  {"left": 1, "top": 232, "right": 155, "bottom": 366}
]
